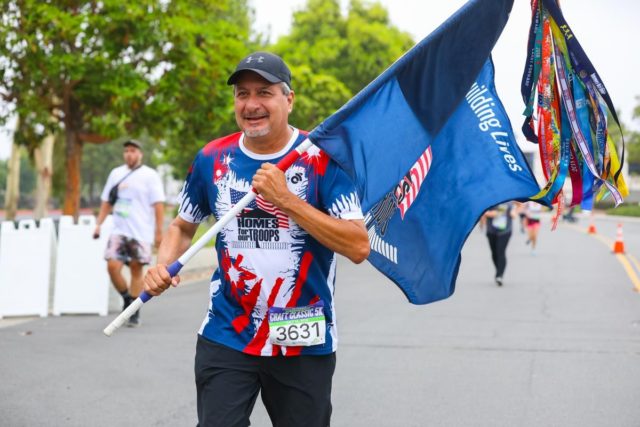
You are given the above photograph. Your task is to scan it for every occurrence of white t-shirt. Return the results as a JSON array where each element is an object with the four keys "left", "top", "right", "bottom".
[{"left": 100, "top": 164, "right": 165, "bottom": 244}]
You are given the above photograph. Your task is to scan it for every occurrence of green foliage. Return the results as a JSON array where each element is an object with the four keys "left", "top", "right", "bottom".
[
  {"left": 2, "top": 0, "right": 417, "bottom": 208},
  {"left": 0, "top": 0, "right": 252, "bottom": 206},
  {"left": 627, "top": 131, "right": 640, "bottom": 168},
  {"left": 272, "top": 0, "right": 414, "bottom": 95},
  {"left": 1, "top": 1, "right": 166, "bottom": 143},
  {"left": 606, "top": 108, "right": 639, "bottom": 175},
  {"left": 191, "top": 216, "right": 217, "bottom": 247},
  {"left": 0, "top": 160, "right": 5, "bottom": 200},
  {"left": 18, "top": 153, "right": 36, "bottom": 197},
  {"left": 267, "top": 0, "right": 413, "bottom": 135},
  {"left": 628, "top": 96, "right": 640, "bottom": 169},
  {"left": 0, "top": 159, "right": 7, "bottom": 206},
  {"left": 146, "top": 1, "right": 253, "bottom": 176},
  {"left": 50, "top": 133, "right": 68, "bottom": 204},
  {"left": 0, "top": 150, "right": 36, "bottom": 207},
  {"left": 288, "top": 65, "right": 351, "bottom": 130}
]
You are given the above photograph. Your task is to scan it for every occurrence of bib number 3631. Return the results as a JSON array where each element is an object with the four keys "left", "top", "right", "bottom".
[{"left": 268, "top": 301, "right": 326, "bottom": 347}]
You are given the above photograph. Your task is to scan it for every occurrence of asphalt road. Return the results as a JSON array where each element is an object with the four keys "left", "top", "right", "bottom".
[{"left": 1, "top": 213, "right": 639, "bottom": 427}]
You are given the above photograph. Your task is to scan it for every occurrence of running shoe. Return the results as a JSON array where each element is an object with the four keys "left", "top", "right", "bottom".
[{"left": 127, "top": 310, "right": 141, "bottom": 327}]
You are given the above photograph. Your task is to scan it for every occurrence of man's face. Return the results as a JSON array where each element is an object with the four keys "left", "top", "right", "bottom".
[
  {"left": 233, "top": 72, "right": 294, "bottom": 141},
  {"left": 123, "top": 145, "right": 142, "bottom": 168}
]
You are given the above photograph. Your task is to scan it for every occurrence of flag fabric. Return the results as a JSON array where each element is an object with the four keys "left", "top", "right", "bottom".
[{"left": 307, "top": 0, "right": 541, "bottom": 304}]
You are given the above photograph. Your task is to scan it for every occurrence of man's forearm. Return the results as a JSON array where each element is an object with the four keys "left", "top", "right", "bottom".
[
  {"left": 96, "top": 201, "right": 111, "bottom": 225},
  {"left": 154, "top": 202, "right": 165, "bottom": 234},
  {"left": 278, "top": 194, "right": 370, "bottom": 264}
]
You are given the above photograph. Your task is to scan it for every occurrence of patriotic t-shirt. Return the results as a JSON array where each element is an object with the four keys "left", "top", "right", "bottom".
[{"left": 178, "top": 128, "right": 363, "bottom": 356}]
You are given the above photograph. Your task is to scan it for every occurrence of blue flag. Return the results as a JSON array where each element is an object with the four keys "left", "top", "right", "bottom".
[{"left": 307, "top": 0, "right": 540, "bottom": 304}]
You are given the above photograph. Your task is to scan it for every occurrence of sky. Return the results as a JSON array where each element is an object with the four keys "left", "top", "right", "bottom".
[{"left": 1, "top": 0, "right": 638, "bottom": 159}]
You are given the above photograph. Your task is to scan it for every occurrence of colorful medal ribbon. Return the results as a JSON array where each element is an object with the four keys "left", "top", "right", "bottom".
[{"left": 520, "top": 0, "right": 628, "bottom": 214}]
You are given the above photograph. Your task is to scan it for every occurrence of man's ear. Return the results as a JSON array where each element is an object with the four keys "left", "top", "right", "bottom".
[{"left": 288, "top": 91, "right": 295, "bottom": 113}]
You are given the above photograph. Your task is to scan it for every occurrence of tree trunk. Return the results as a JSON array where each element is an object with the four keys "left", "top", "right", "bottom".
[
  {"left": 88, "top": 166, "right": 96, "bottom": 205},
  {"left": 4, "top": 139, "right": 21, "bottom": 221},
  {"left": 33, "top": 133, "right": 55, "bottom": 219},
  {"left": 62, "top": 130, "right": 83, "bottom": 218}
]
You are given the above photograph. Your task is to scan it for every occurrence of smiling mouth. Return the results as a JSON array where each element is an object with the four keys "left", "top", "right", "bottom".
[{"left": 245, "top": 115, "right": 268, "bottom": 123}]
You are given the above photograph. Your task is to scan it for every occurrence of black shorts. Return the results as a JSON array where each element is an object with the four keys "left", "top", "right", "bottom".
[{"left": 195, "top": 335, "right": 336, "bottom": 427}]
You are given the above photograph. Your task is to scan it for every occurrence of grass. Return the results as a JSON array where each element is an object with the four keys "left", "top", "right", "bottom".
[
  {"left": 165, "top": 206, "right": 216, "bottom": 247},
  {"left": 191, "top": 217, "right": 217, "bottom": 247},
  {"left": 606, "top": 204, "right": 640, "bottom": 217}
]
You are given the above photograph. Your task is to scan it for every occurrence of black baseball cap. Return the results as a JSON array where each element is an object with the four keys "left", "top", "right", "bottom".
[
  {"left": 227, "top": 52, "right": 292, "bottom": 88},
  {"left": 123, "top": 139, "right": 143, "bottom": 150}
]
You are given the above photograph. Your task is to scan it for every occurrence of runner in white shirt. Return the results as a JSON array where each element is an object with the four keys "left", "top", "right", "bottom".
[{"left": 94, "top": 139, "right": 165, "bottom": 326}]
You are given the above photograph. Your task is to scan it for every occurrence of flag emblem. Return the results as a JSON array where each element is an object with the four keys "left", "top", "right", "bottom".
[
  {"left": 256, "top": 195, "right": 289, "bottom": 229},
  {"left": 231, "top": 188, "right": 289, "bottom": 229},
  {"left": 396, "top": 146, "right": 433, "bottom": 219}
]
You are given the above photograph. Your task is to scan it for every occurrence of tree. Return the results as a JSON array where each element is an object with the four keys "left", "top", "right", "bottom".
[
  {"left": 628, "top": 97, "right": 640, "bottom": 171},
  {"left": 145, "top": 1, "right": 253, "bottom": 177},
  {"left": 0, "top": 1, "right": 250, "bottom": 216},
  {"left": 267, "top": 0, "right": 413, "bottom": 134},
  {"left": 32, "top": 132, "right": 54, "bottom": 218},
  {"left": 272, "top": 0, "right": 414, "bottom": 95},
  {"left": 0, "top": 159, "right": 5, "bottom": 206},
  {"left": 608, "top": 107, "right": 640, "bottom": 176},
  {"left": 3, "top": 137, "right": 20, "bottom": 219},
  {"left": 287, "top": 65, "right": 352, "bottom": 130},
  {"left": 1, "top": 141, "right": 37, "bottom": 217}
]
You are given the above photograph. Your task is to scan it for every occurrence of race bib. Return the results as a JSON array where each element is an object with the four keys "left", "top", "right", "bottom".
[
  {"left": 114, "top": 198, "right": 132, "bottom": 218},
  {"left": 268, "top": 301, "right": 326, "bottom": 347},
  {"left": 493, "top": 213, "right": 508, "bottom": 230}
]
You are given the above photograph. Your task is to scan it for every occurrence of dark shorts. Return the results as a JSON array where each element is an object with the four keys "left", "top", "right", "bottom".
[
  {"left": 195, "top": 335, "right": 336, "bottom": 427},
  {"left": 104, "top": 234, "right": 152, "bottom": 265}
]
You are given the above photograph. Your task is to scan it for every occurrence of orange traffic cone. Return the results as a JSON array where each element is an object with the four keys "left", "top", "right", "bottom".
[
  {"left": 613, "top": 223, "right": 625, "bottom": 254},
  {"left": 587, "top": 211, "right": 597, "bottom": 234}
]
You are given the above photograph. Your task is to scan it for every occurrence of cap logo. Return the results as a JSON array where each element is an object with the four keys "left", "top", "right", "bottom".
[{"left": 245, "top": 55, "right": 264, "bottom": 64}]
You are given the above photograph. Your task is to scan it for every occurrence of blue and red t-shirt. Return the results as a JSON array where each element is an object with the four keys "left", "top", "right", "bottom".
[{"left": 178, "top": 128, "right": 363, "bottom": 356}]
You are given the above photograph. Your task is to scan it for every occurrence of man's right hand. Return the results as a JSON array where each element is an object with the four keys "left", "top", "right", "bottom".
[
  {"left": 92, "top": 225, "right": 100, "bottom": 239},
  {"left": 143, "top": 264, "right": 181, "bottom": 296}
]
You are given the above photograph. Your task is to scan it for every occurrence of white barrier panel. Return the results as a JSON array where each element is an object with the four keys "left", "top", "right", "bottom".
[
  {"left": 0, "top": 218, "right": 56, "bottom": 318},
  {"left": 53, "top": 215, "right": 113, "bottom": 316}
]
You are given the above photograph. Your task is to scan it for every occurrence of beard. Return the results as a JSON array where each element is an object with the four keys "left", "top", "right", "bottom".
[
  {"left": 125, "top": 157, "right": 141, "bottom": 168},
  {"left": 243, "top": 125, "right": 271, "bottom": 138}
]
